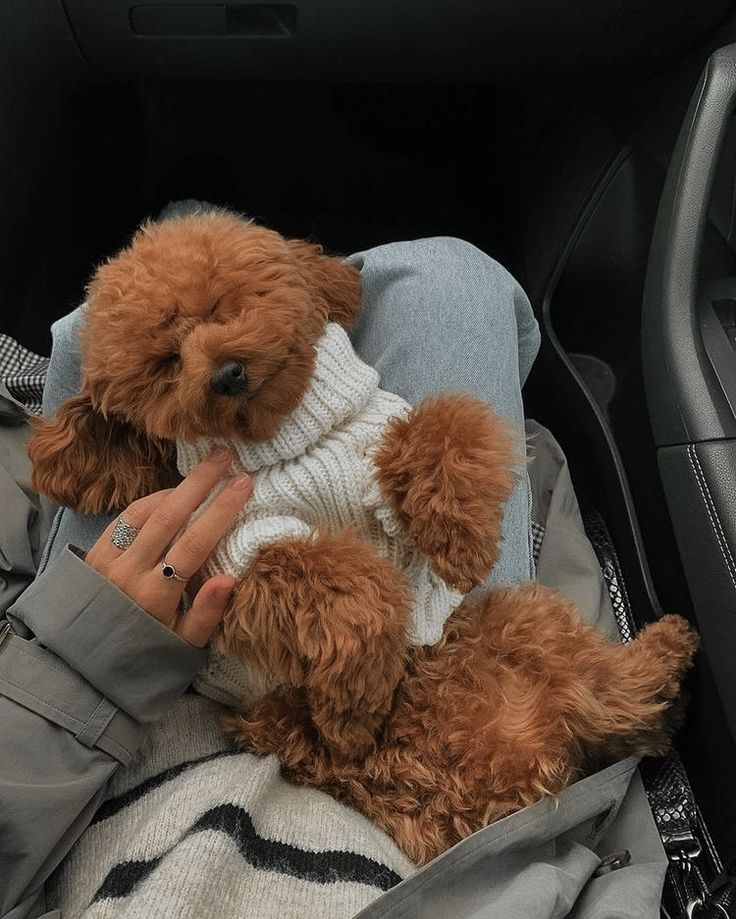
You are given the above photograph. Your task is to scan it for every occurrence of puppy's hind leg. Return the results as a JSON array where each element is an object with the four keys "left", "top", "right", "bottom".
[
  {"left": 483, "top": 585, "right": 698, "bottom": 766},
  {"left": 570, "top": 614, "right": 698, "bottom": 765}
]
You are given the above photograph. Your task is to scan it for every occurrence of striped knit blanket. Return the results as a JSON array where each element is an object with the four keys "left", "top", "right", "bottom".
[{"left": 46, "top": 693, "right": 415, "bottom": 917}]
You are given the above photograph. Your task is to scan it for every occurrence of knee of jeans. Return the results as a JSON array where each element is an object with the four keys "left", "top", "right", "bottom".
[
  {"left": 407, "top": 237, "right": 522, "bottom": 299},
  {"left": 407, "top": 238, "right": 540, "bottom": 382},
  {"left": 404, "top": 237, "right": 532, "bottom": 336}
]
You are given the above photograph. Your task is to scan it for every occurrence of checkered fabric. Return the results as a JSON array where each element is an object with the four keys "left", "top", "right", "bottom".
[
  {"left": 531, "top": 520, "right": 545, "bottom": 567},
  {"left": 0, "top": 334, "right": 49, "bottom": 415}
]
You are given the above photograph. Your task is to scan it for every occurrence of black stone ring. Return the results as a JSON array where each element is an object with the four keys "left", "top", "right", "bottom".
[{"left": 161, "top": 558, "right": 190, "bottom": 583}]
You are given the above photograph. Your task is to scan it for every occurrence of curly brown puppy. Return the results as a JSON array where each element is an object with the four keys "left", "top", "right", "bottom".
[
  {"left": 28, "top": 209, "right": 517, "bottom": 733},
  {"left": 27, "top": 210, "right": 698, "bottom": 864}
]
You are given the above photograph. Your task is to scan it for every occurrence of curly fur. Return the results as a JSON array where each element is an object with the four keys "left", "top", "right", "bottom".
[
  {"left": 28, "top": 393, "right": 178, "bottom": 514},
  {"left": 374, "top": 395, "right": 519, "bottom": 590},
  {"left": 27, "top": 211, "right": 698, "bottom": 866},
  {"left": 225, "top": 586, "right": 698, "bottom": 864},
  {"left": 219, "top": 527, "right": 411, "bottom": 758}
]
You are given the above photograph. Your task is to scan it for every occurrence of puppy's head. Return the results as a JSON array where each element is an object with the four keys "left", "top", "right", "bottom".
[
  {"left": 85, "top": 212, "right": 361, "bottom": 442},
  {"left": 29, "top": 213, "right": 362, "bottom": 513}
]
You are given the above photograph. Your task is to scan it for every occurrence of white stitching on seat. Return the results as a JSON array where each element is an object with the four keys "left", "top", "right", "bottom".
[
  {"left": 687, "top": 444, "right": 736, "bottom": 591},
  {"left": 689, "top": 444, "right": 736, "bottom": 577}
]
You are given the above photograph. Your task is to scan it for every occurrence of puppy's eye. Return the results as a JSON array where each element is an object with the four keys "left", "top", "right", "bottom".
[
  {"left": 158, "top": 354, "right": 181, "bottom": 371},
  {"left": 207, "top": 296, "right": 228, "bottom": 318},
  {"left": 255, "top": 291, "right": 267, "bottom": 298}
]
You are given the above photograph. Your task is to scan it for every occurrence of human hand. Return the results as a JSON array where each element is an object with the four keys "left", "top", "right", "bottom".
[{"left": 85, "top": 447, "right": 252, "bottom": 647}]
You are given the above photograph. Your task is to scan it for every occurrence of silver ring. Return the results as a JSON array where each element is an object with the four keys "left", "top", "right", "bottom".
[
  {"left": 110, "top": 517, "right": 139, "bottom": 551},
  {"left": 161, "top": 558, "right": 190, "bottom": 583}
]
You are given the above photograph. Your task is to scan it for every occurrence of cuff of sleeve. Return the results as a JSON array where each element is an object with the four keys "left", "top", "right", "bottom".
[{"left": 8, "top": 546, "right": 206, "bottom": 723}]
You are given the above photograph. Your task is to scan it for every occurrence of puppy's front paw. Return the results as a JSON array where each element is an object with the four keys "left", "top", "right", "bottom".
[{"left": 374, "top": 395, "right": 520, "bottom": 590}]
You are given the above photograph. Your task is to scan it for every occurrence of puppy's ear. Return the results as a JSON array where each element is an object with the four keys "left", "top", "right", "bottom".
[
  {"left": 28, "top": 391, "right": 177, "bottom": 514},
  {"left": 288, "top": 239, "right": 362, "bottom": 329}
]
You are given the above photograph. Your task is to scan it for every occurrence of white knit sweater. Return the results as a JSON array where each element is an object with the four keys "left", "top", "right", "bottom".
[{"left": 176, "top": 323, "right": 464, "bottom": 707}]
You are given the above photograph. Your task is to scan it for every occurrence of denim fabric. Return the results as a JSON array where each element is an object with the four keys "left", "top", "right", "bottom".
[{"left": 39, "top": 219, "right": 540, "bottom": 589}]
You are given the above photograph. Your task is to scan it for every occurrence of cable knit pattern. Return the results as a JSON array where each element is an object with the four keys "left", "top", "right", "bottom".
[{"left": 177, "top": 324, "right": 465, "bottom": 706}]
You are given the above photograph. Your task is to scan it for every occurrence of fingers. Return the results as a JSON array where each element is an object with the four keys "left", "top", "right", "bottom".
[
  {"left": 176, "top": 575, "right": 236, "bottom": 647},
  {"left": 127, "top": 447, "right": 234, "bottom": 563},
  {"left": 164, "top": 473, "right": 253, "bottom": 579},
  {"left": 83, "top": 450, "right": 252, "bottom": 650},
  {"left": 86, "top": 490, "right": 175, "bottom": 569}
]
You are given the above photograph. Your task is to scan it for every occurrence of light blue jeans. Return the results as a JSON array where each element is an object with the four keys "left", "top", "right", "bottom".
[{"left": 40, "top": 218, "right": 540, "bottom": 588}]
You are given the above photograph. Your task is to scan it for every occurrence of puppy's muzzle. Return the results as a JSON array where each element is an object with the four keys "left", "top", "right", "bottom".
[{"left": 211, "top": 360, "right": 248, "bottom": 397}]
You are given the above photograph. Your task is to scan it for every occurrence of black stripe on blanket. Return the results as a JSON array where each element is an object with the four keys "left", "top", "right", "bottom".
[
  {"left": 91, "top": 749, "right": 241, "bottom": 825},
  {"left": 192, "top": 804, "right": 402, "bottom": 889},
  {"left": 93, "top": 857, "right": 163, "bottom": 900},
  {"left": 92, "top": 802, "right": 402, "bottom": 902}
]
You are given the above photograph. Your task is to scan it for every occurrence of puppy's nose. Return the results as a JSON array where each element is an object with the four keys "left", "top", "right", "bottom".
[{"left": 210, "top": 360, "right": 248, "bottom": 396}]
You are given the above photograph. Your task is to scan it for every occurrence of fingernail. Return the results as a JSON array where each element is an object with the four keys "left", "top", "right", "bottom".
[
  {"left": 208, "top": 446, "right": 233, "bottom": 465},
  {"left": 229, "top": 473, "right": 252, "bottom": 491},
  {"left": 216, "top": 583, "right": 235, "bottom": 600}
]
